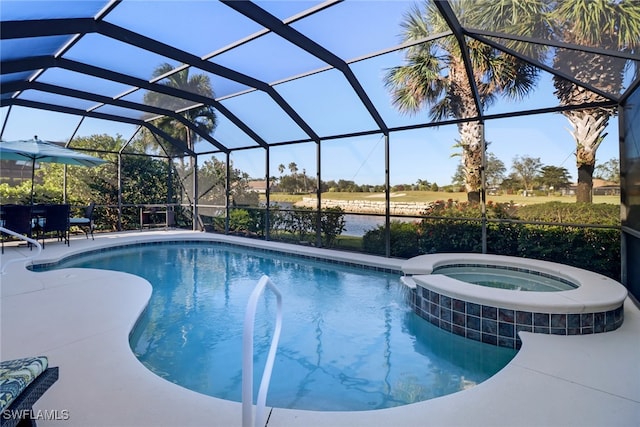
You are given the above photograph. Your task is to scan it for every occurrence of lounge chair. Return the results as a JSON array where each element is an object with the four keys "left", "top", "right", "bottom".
[
  {"left": 0, "top": 356, "right": 59, "bottom": 427},
  {"left": 69, "top": 202, "right": 95, "bottom": 240}
]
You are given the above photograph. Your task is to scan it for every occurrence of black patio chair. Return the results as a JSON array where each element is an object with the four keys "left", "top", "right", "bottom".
[
  {"left": 39, "top": 204, "right": 70, "bottom": 248},
  {"left": 1, "top": 204, "right": 33, "bottom": 254},
  {"left": 69, "top": 202, "right": 95, "bottom": 240}
]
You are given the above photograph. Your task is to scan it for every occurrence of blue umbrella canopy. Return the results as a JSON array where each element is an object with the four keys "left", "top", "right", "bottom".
[
  {"left": 0, "top": 138, "right": 106, "bottom": 204},
  {"left": 0, "top": 139, "right": 106, "bottom": 167}
]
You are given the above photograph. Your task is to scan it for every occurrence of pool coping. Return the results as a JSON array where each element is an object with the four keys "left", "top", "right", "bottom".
[
  {"left": 402, "top": 253, "right": 628, "bottom": 313},
  {"left": 1, "top": 230, "right": 639, "bottom": 426}
]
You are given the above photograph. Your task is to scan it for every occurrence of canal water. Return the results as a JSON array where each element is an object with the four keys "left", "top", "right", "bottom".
[{"left": 273, "top": 202, "right": 412, "bottom": 237}]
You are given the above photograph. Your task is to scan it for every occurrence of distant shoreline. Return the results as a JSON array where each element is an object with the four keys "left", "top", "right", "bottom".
[
  {"left": 294, "top": 197, "right": 433, "bottom": 215},
  {"left": 266, "top": 191, "right": 620, "bottom": 211}
]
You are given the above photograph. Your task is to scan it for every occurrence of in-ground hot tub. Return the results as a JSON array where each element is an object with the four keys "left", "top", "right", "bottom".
[{"left": 401, "top": 254, "right": 628, "bottom": 349}]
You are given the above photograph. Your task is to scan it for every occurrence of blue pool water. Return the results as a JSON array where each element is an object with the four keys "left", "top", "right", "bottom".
[
  {"left": 433, "top": 265, "right": 577, "bottom": 291},
  {"left": 44, "top": 242, "right": 517, "bottom": 411}
]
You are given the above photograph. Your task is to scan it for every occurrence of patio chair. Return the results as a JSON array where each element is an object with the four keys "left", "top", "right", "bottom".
[
  {"left": 0, "top": 356, "right": 59, "bottom": 427},
  {"left": 69, "top": 202, "right": 95, "bottom": 240},
  {"left": 0, "top": 205, "right": 33, "bottom": 254},
  {"left": 39, "top": 204, "right": 70, "bottom": 248}
]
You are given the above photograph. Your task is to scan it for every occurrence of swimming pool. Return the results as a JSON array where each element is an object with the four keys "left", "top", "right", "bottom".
[{"left": 42, "top": 242, "right": 517, "bottom": 411}]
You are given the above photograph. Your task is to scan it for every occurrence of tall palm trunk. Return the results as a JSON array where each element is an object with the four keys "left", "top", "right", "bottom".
[
  {"left": 562, "top": 106, "right": 610, "bottom": 203},
  {"left": 459, "top": 121, "right": 483, "bottom": 202},
  {"left": 553, "top": 44, "right": 625, "bottom": 203},
  {"left": 452, "top": 61, "right": 484, "bottom": 202}
]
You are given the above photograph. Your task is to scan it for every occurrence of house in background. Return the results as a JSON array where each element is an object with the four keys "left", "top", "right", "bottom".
[
  {"left": 592, "top": 178, "right": 621, "bottom": 196},
  {"left": 0, "top": 159, "right": 38, "bottom": 186},
  {"left": 563, "top": 178, "right": 620, "bottom": 197},
  {"left": 248, "top": 180, "right": 267, "bottom": 194}
]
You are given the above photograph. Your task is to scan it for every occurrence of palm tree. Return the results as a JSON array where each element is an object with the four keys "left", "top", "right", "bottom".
[
  {"left": 384, "top": 0, "right": 538, "bottom": 202},
  {"left": 548, "top": 0, "right": 640, "bottom": 202},
  {"left": 143, "top": 63, "right": 217, "bottom": 161},
  {"left": 471, "top": 0, "right": 638, "bottom": 202}
]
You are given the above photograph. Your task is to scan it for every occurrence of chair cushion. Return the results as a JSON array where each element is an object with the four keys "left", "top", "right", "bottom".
[
  {"left": 69, "top": 218, "right": 89, "bottom": 225},
  {"left": 0, "top": 356, "right": 48, "bottom": 411}
]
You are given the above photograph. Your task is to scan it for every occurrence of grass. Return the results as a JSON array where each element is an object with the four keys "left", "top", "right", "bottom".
[
  {"left": 266, "top": 191, "right": 620, "bottom": 205},
  {"left": 333, "top": 235, "right": 364, "bottom": 251}
]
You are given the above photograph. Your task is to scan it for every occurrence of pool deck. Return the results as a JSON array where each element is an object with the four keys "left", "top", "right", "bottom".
[{"left": 1, "top": 230, "right": 639, "bottom": 427}]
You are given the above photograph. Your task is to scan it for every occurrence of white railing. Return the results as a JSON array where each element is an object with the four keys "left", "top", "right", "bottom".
[
  {"left": 242, "top": 275, "right": 283, "bottom": 427},
  {"left": 0, "top": 226, "right": 42, "bottom": 275}
]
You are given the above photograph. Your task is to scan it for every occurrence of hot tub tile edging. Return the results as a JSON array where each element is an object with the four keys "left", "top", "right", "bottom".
[{"left": 412, "top": 285, "right": 624, "bottom": 349}]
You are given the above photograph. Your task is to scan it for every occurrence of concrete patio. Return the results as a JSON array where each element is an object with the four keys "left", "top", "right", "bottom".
[{"left": 1, "top": 230, "right": 638, "bottom": 426}]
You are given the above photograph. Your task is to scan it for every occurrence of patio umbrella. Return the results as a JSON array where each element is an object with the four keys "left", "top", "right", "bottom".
[{"left": 0, "top": 138, "right": 107, "bottom": 204}]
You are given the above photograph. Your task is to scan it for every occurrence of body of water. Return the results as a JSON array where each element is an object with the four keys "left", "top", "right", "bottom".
[
  {"left": 274, "top": 202, "right": 411, "bottom": 237},
  {"left": 342, "top": 213, "right": 387, "bottom": 236}
]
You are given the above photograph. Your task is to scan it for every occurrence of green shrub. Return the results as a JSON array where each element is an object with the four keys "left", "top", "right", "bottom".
[
  {"left": 421, "top": 199, "right": 518, "bottom": 220},
  {"left": 516, "top": 202, "right": 619, "bottom": 225},
  {"left": 269, "top": 206, "right": 346, "bottom": 247},
  {"left": 418, "top": 219, "right": 483, "bottom": 253},
  {"left": 362, "top": 225, "right": 385, "bottom": 255},
  {"left": 364, "top": 200, "right": 620, "bottom": 281},
  {"left": 320, "top": 207, "right": 346, "bottom": 248},
  {"left": 515, "top": 225, "right": 620, "bottom": 279},
  {"left": 229, "top": 209, "right": 252, "bottom": 232},
  {"left": 362, "top": 221, "right": 421, "bottom": 258},
  {"left": 199, "top": 215, "right": 225, "bottom": 232},
  {"left": 486, "top": 222, "right": 522, "bottom": 254},
  {"left": 245, "top": 207, "right": 266, "bottom": 236}
]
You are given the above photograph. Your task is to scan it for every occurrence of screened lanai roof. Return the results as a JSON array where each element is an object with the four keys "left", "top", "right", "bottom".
[{"left": 1, "top": 0, "right": 639, "bottom": 160}]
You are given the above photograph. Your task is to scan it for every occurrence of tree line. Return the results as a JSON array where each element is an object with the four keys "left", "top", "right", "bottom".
[
  {"left": 270, "top": 155, "right": 620, "bottom": 196},
  {"left": 452, "top": 154, "right": 619, "bottom": 195}
]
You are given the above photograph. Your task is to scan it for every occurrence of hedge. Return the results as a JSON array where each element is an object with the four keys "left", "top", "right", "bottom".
[{"left": 362, "top": 201, "right": 620, "bottom": 281}]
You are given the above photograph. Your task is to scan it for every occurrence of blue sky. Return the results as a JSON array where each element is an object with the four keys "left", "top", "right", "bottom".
[
  {"left": 196, "top": 69, "right": 621, "bottom": 187},
  {"left": 0, "top": 0, "right": 622, "bottom": 187},
  {"left": 0, "top": 69, "right": 620, "bottom": 189}
]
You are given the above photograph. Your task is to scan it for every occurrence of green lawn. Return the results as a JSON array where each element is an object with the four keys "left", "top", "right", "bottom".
[{"left": 267, "top": 191, "right": 620, "bottom": 205}]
